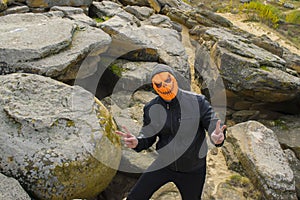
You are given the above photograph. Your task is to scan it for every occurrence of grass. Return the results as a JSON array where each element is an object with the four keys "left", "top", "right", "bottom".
[
  {"left": 208, "top": 0, "right": 300, "bottom": 49},
  {"left": 93, "top": 16, "right": 111, "bottom": 23},
  {"left": 108, "top": 64, "right": 127, "bottom": 77},
  {"left": 260, "top": 66, "right": 272, "bottom": 72},
  {"left": 239, "top": 1, "right": 281, "bottom": 28},
  {"left": 285, "top": 10, "right": 300, "bottom": 24},
  {"left": 97, "top": 0, "right": 300, "bottom": 55},
  {"left": 227, "top": 174, "right": 251, "bottom": 187}
]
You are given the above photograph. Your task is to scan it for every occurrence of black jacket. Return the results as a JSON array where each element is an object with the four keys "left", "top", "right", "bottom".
[{"left": 134, "top": 89, "right": 225, "bottom": 172}]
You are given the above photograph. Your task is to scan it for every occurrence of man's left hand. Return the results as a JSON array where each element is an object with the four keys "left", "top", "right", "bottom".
[{"left": 211, "top": 120, "right": 226, "bottom": 145}]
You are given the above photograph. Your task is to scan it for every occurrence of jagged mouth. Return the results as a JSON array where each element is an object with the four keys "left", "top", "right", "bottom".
[{"left": 158, "top": 82, "right": 174, "bottom": 95}]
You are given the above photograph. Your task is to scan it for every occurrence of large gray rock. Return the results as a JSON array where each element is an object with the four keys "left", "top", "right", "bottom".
[
  {"left": 103, "top": 89, "right": 157, "bottom": 173},
  {"left": 118, "top": 0, "right": 150, "bottom": 7},
  {"left": 227, "top": 121, "right": 297, "bottom": 199},
  {"left": 50, "top": 6, "right": 96, "bottom": 26},
  {"left": 269, "top": 115, "right": 300, "bottom": 160},
  {"left": 0, "top": 173, "right": 31, "bottom": 200},
  {"left": 89, "top": 1, "right": 123, "bottom": 19},
  {"left": 0, "top": 13, "right": 111, "bottom": 81},
  {"left": 0, "top": 5, "right": 30, "bottom": 15},
  {"left": 206, "top": 28, "right": 286, "bottom": 68},
  {"left": 90, "top": 1, "right": 190, "bottom": 79},
  {"left": 284, "top": 149, "right": 300, "bottom": 199},
  {"left": 198, "top": 27, "right": 300, "bottom": 103},
  {"left": 0, "top": 13, "right": 75, "bottom": 63},
  {"left": 26, "top": 0, "right": 93, "bottom": 8},
  {"left": 124, "top": 5, "right": 154, "bottom": 21},
  {"left": 0, "top": 73, "right": 121, "bottom": 199},
  {"left": 17, "top": 23, "right": 111, "bottom": 81},
  {"left": 100, "top": 14, "right": 190, "bottom": 79},
  {"left": 162, "top": 4, "right": 232, "bottom": 29}
]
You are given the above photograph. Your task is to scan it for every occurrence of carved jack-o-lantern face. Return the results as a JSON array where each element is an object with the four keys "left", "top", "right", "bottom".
[{"left": 152, "top": 72, "right": 178, "bottom": 101}]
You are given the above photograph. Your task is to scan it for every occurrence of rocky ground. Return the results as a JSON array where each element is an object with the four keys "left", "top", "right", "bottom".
[
  {"left": 0, "top": 0, "right": 299, "bottom": 199},
  {"left": 218, "top": 12, "right": 300, "bottom": 56}
]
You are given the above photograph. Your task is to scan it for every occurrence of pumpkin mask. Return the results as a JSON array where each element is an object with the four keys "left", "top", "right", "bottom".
[{"left": 152, "top": 71, "right": 178, "bottom": 101}]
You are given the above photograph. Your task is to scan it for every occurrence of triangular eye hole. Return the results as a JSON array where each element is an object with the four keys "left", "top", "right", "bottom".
[
  {"left": 154, "top": 82, "right": 162, "bottom": 88},
  {"left": 165, "top": 75, "right": 172, "bottom": 83}
]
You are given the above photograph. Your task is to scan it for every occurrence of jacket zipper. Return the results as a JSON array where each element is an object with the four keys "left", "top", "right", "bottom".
[{"left": 167, "top": 102, "right": 178, "bottom": 171}]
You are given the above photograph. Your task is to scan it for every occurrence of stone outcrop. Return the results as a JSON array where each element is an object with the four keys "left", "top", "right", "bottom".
[
  {"left": 226, "top": 121, "right": 297, "bottom": 199},
  {"left": 90, "top": 1, "right": 190, "bottom": 79},
  {"left": 0, "top": 173, "right": 31, "bottom": 200},
  {"left": 268, "top": 115, "right": 300, "bottom": 161},
  {"left": 285, "top": 149, "right": 300, "bottom": 198},
  {"left": 199, "top": 27, "right": 300, "bottom": 103},
  {"left": 0, "top": 12, "right": 111, "bottom": 81},
  {"left": 26, "top": 0, "right": 93, "bottom": 8},
  {"left": 0, "top": 73, "right": 121, "bottom": 199},
  {"left": 0, "top": 0, "right": 299, "bottom": 199},
  {"left": 0, "top": 13, "right": 75, "bottom": 63}
]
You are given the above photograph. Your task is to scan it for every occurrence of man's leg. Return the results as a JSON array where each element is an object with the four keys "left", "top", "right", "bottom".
[
  {"left": 173, "top": 164, "right": 206, "bottom": 200},
  {"left": 126, "top": 167, "right": 173, "bottom": 200}
]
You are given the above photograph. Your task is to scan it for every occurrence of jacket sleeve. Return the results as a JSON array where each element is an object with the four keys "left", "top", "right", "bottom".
[
  {"left": 199, "top": 95, "right": 226, "bottom": 147},
  {"left": 133, "top": 104, "right": 158, "bottom": 152}
]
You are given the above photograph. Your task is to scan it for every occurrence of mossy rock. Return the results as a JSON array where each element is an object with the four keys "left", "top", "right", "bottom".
[{"left": 0, "top": 73, "right": 121, "bottom": 199}]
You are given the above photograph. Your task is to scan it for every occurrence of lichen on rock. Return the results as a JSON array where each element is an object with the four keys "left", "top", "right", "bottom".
[{"left": 0, "top": 73, "right": 121, "bottom": 199}]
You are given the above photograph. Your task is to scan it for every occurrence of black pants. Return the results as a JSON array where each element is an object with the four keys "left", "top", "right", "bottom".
[{"left": 126, "top": 164, "right": 206, "bottom": 200}]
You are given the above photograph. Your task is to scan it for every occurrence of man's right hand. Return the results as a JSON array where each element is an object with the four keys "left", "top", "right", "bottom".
[{"left": 116, "top": 126, "right": 138, "bottom": 149}]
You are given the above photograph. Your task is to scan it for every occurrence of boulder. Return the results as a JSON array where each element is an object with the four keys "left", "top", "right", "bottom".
[
  {"left": 0, "top": 13, "right": 75, "bottom": 63},
  {"left": 0, "top": 5, "right": 30, "bottom": 15},
  {"left": 206, "top": 28, "right": 286, "bottom": 68},
  {"left": 118, "top": 0, "right": 150, "bottom": 7},
  {"left": 50, "top": 6, "right": 96, "bottom": 26},
  {"left": 283, "top": 48, "right": 300, "bottom": 75},
  {"left": 268, "top": 115, "right": 300, "bottom": 160},
  {"left": 147, "top": 13, "right": 182, "bottom": 31},
  {"left": 102, "top": 89, "right": 158, "bottom": 173},
  {"left": 99, "top": 13, "right": 190, "bottom": 79},
  {"left": 198, "top": 27, "right": 300, "bottom": 103},
  {"left": 0, "top": 13, "right": 111, "bottom": 81},
  {"left": 124, "top": 5, "right": 154, "bottom": 21},
  {"left": 196, "top": 9, "right": 232, "bottom": 28},
  {"left": 284, "top": 149, "right": 300, "bottom": 199},
  {"left": 0, "top": 173, "right": 31, "bottom": 200},
  {"left": 0, "top": 73, "right": 121, "bottom": 199},
  {"left": 226, "top": 121, "right": 297, "bottom": 199},
  {"left": 97, "top": 90, "right": 158, "bottom": 199},
  {"left": 90, "top": 1, "right": 190, "bottom": 79},
  {"left": 26, "top": 0, "right": 93, "bottom": 8},
  {"left": 248, "top": 34, "right": 284, "bottom": 57},
  {"left": 89, "top": 1, "right": 123, "bottom": 19},
  {"left": 283, "top": 3, "right": 295, "bottom": 9}
]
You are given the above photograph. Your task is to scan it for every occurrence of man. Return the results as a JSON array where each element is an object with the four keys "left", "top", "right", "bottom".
[{"left": 116, "top": 64, "right": 226, "bottom": 200}]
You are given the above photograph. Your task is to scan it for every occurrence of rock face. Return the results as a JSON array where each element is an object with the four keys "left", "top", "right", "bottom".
[
  {"left": 26, "top": 0, "right": 93, "bottom": 8},
  {"left": 285, "top": 149, "right": 300, "bottom": 198},
  {"left": 199, "top": 27, "right": 300, "bottom": 103},
  {"left": 270, "top": 115, "right": 300, "bottom": 160},
  {"left": 226, "top": 121, "right": 297, "bottom": 200},
  {"left": 0, "top": 0, "right": 300, "bottom": 199},
  {"left": 92, "top": 1, "right": 190, "bottom": 79},
  {"left": 0, "top": 13, "right": 75, "bottom": 63},
  {"left": 0, "top": 173, "right": 31, "bottom": 200},
  {"left": 0, "top": 13, "right": 111, "bottom": 81},
  {"left": 0, "top": 73, "right": 121, "bottom": 199}
]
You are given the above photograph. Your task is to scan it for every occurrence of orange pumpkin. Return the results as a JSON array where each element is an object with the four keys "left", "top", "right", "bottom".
[{"left": 152, "top": 72, "right": 178, "bottom": 101}]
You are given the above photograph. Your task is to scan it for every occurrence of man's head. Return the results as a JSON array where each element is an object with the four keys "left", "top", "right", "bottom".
[{"left": 151, "top": 64, "right": 178, "bottom": 101}]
